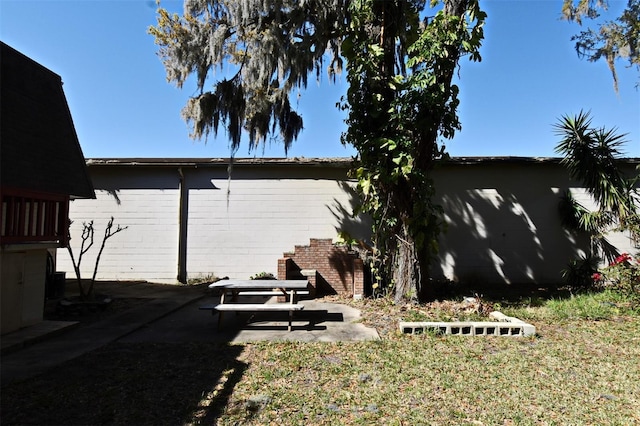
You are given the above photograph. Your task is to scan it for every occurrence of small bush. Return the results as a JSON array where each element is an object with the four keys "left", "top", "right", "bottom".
[
  {"left": 593, "top": 252, "right": 640, "bottom": 300},
  {"left": 187, "top": 273, "right": 218, "bottom": 285},
  {"left": 250, "top": 272, "right": 276, "bottom": 280}
]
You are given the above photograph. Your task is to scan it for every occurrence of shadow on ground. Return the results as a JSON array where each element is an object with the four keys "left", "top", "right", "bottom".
[
  {"left": 1, "top": 341, "right": 246, "bottom": 425},
  {"left": 430, "top": 279, "right": 573, "bottom": 307},
  {"left": 1, "top": 279, "right": 379, "bottom": 424},
  {"left": 2, "top": 281, "right": 251, "bottom": 424}
]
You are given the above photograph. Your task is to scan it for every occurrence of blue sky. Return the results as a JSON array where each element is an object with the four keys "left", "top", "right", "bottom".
[{"left": 1, "top": 0, "right": 638, "bottom": 159}]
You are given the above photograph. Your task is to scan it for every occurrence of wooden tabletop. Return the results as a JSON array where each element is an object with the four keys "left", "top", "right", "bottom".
[{"left": 208, "top": 279, "right": 309, "bottom": 290}]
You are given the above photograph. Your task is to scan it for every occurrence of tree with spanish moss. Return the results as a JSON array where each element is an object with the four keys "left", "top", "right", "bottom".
[
  {"left": 149, "top": 0, "right": 485, "bottom": 303},
  {"left": 562, "top": 0, "right": 640, "bottom": 91}
]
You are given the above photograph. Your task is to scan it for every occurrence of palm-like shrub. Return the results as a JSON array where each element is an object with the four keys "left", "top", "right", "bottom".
[{"left": 555, "top": 111, "right": 639, "bottom": 287}]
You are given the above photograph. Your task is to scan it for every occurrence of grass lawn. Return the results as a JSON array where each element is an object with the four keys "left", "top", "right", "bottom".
[{"left": 2, "top": 291, "right": 639, "bottom": 425}]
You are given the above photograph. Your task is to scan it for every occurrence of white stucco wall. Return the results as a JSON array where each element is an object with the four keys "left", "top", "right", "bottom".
[
  {"left": 433, "top": 162, "right": 576, "bottom": 284},
  {"left": 56, "top": 167, "right": 180, "bottom": 283},
  {"left": 186, "top": 166, "right": 363, "bottom": 280},
  {"left": 60, "top": 158, "right": 638, "bottom": 287},
  {"left": 59, "top": 161, "right": 368, "bottom": 284}
]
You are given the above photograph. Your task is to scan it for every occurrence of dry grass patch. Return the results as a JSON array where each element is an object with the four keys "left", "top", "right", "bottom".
[{"left": 218, "top": 317, "right": 639, "bottom": 425}]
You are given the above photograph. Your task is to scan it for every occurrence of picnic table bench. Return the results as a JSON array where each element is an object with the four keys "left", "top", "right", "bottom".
[{"left": 201, "top": 279, "right": 310, "bottom": 331}]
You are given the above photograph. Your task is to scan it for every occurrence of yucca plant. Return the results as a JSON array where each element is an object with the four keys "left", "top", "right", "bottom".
[
  {"left": 554, "top": 111, "right": 639, "bottom": 284},
  {"left": 560, "top": 253, "right": 600, "bottom": 289}
]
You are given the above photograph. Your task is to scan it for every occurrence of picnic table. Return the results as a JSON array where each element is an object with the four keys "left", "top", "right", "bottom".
[{"left": 201, "top": 279, "right": 310, "bottom": 331}]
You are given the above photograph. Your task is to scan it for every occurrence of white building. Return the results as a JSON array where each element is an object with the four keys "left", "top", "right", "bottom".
[{"left": 57, "top": 157, "right": 639, "bottom": 291}]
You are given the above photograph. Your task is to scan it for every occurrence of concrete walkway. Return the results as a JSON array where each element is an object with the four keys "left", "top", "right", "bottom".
[
  {"left": 120, "top": 297, "right": 379, "bottom": 344},
  {"left": 1, "top": 281, "right": 378, "bottom": 387}
]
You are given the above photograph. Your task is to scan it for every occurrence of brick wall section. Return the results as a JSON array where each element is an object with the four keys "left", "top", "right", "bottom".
[
  {"left": 352, "top": 258, "right": 364, "bottom": 299},
  {"left": 277, "top": 257, "right": 294, "bottom": 283},
  {"left": 278, "top": 238, "right": 364, "bottom": 299}
]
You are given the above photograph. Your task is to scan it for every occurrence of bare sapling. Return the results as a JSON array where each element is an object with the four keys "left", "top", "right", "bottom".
[{"left": 66, "top": 217, "right": 128, "bottom": 301}]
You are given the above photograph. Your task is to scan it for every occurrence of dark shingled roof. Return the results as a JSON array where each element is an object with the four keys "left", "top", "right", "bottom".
[{"left": 1, "top": 41, "right": 95, "bottom": 199}]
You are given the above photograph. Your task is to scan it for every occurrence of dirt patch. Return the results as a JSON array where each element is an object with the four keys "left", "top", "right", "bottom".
[
  {"left": 43, "top": 280, "right": 209, "bottom": 326},
  {"left": 322, "top": 294, "right": 498, "bottom": 337},
  {"left": 43, "top": 297, "right": 151, "bottom": 326}
]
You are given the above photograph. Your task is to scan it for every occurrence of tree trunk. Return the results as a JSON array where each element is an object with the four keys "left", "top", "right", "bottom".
[{"left": 393, "top": 222, "right": 420, "bottom": 304}]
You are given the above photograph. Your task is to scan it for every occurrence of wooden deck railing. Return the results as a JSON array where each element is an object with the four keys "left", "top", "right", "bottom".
[{"left": 0, "top": 188, "right": 69, "bottom": 246}]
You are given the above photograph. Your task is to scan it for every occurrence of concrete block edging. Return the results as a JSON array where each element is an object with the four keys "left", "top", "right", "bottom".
[{"left": 399, "top": 311, "right": 536, "bottom": 337}]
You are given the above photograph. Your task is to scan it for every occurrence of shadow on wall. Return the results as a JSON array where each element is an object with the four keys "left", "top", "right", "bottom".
[
  {"left": 328, "top": 181, "right": 372, "bottom": 244},
  {"left": 432, "top": 165, "right": 589, "bottom": 288},
  {"left": 327, "top": 181, "right": 374, "bottom": 296},
  {"left": 324, "top": 163, "right": 596, "bottom": 291},
  {"left": 283, "top": 257, "right": 336, "bottom": 296}
]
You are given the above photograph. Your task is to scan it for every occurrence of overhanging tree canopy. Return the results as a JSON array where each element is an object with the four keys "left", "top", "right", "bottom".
[
  {"left": 150, "top": 0, "right": 347, "bottom": 153},
  {"left": 562, "top": 0, "right": 640, "bottom": 91},
  {"left": 150, "top": 0, "right": 485, "bottom": 303}
]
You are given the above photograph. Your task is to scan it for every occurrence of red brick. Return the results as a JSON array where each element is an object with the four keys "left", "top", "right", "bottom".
[{"left": 277, "top": 238, "right": 364, "bottom": 299}]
